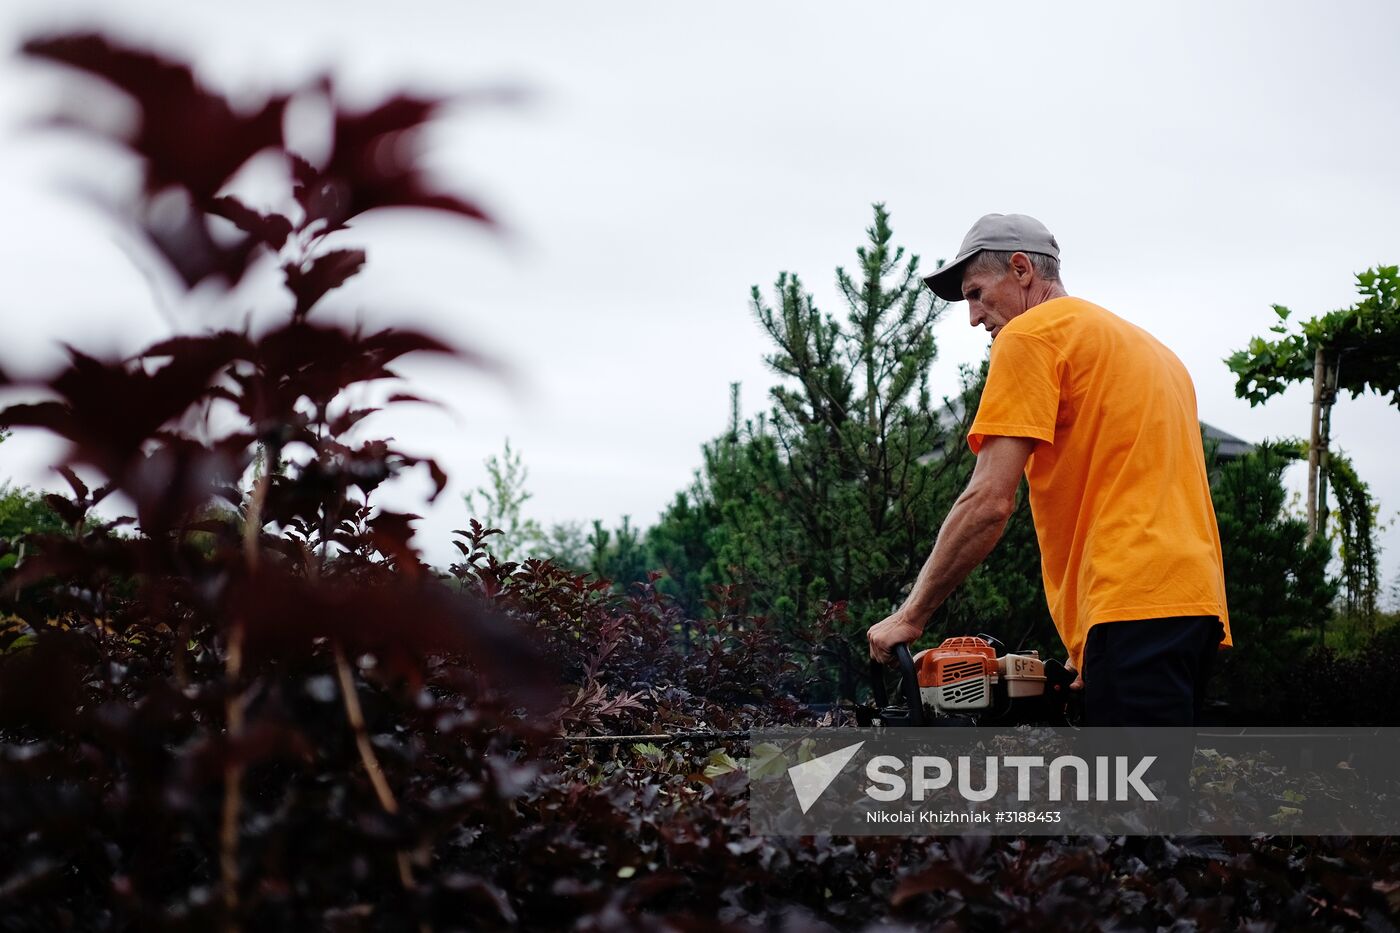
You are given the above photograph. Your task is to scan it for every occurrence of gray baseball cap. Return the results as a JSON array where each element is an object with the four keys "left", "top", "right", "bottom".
[{"left": 922, "top": 213, "right": 1060, "bottom": 302}]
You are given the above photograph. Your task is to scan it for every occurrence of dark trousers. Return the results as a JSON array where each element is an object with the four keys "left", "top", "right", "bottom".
[
  {"left": 1082, "top": 616, "right": 1224, "bottom": 807},
  {"left": 1083, "top": 616, "right": 1224, "bottom": 727}
]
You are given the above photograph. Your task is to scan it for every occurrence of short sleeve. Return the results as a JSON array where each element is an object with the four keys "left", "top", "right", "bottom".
[{"left": 967, "top": 332, "right": 1063, "bottom": 454}]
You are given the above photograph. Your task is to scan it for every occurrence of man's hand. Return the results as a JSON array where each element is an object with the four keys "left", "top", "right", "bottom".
[
  {"left": 1065, "top": 662, "right": 1083, "bottom": 691},
  {"left": 867, "top": 611, "right": 925, "bottom": 665}
]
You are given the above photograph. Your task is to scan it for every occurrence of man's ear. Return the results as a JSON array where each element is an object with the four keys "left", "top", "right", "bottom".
[{"left": 1010, "top": 252, "right": 1034, "bottom": 285}]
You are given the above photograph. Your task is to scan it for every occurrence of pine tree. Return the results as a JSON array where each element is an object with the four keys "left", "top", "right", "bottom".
[
  {"left": 1209, "top": 441, "right": 1336, "bottom": 713},
  {"left": 747, "top": 203, "right": 952, "bottom": 625}
]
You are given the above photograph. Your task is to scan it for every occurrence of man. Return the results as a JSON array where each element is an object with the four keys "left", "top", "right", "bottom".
[{"left": 866, "top": 213, "right": 1230, "bottom": 727}]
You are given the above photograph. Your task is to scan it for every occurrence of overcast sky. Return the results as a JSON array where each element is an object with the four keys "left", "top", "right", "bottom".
[{"left": 1, "top": 1, "right": 1397, "bottom": 595}]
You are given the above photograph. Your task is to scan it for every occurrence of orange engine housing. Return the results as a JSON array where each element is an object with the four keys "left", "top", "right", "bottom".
[
  {"left": 904, "top": 635, "right": 1048, "bottom": 715},
  {"left": 914, "top": 636, "right": 997, "bottom": 688}
]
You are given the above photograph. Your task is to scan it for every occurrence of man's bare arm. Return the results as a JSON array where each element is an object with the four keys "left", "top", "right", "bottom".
[
  {"left": 901, "top": 434, "right": 1036, "bottom": 618},
  {"left": 867, "top": 435, "right": 1037, "bottom": 662}
]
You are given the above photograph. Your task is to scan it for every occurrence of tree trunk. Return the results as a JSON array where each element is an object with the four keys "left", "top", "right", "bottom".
[
  {"left": 1305, "top": 347, "right": 1326, "bottom": 544},
  {"left": 1317, "top": 370, "right": 1334, "bottom": 534}
]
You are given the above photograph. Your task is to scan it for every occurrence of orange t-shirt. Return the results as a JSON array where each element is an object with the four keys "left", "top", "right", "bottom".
[{"left": 967, "top": 296, "right": 1231, "bottom": 674}]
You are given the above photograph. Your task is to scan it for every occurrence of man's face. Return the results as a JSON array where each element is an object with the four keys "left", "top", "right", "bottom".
[{"left": 961, "top": 260, "right": 1024, "bottom": 340}]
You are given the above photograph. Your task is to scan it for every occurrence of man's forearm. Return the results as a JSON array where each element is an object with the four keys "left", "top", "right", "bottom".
[{"left": 899, "top": 488, "right": 1015, "bottom": 623}]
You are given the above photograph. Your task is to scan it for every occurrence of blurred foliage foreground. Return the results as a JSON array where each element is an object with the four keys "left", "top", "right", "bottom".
[{"left": 0, "top": 32, "right": 1396, "bottom": 933}]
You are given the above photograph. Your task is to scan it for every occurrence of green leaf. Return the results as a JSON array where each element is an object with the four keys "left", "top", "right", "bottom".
[
  {"left": 1, "top": 632, "right": 37, "bottom": 654},
  {"left": 703, "top": 749, "right": 741, "bottom": 778},
  {"left": 747, "top": 742, "right": 788, "bottom": 778}
]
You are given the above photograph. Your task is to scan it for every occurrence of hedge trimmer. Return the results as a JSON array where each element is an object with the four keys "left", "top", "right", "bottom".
[{"left": 861, "top": 634, "right": 1080, "bottom": 727}]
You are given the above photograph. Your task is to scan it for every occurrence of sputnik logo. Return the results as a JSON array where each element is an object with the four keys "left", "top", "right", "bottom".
[{"left": 787, "top": 741, "right": 865, "bottom": 813}]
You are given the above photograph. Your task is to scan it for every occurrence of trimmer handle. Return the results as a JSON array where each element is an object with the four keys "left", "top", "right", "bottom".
[
  {"left": 1042, "top": 658, "right": 1083, "bottom": 723},
  {"left": 869, "top": 643, "right": 925, "bottom": 727},
  {"left": 1042, "top": 658, "right": 1076, "bottom": 691}
]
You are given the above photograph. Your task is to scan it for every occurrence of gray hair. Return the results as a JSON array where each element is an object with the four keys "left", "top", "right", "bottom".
[{"left": 969, "top": 249, "right": 1062, "bottom": 283}]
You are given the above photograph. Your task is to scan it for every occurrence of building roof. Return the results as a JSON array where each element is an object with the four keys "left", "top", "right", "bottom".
[{"left": 1201, "top": 422, "right": 1254, "bottom": 460}]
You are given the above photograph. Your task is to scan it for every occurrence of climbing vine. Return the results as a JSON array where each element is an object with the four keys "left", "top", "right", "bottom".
[
  {"left": 1270, "top": 439, "right": 1379, "bottom": 627},
  {"left": 1325, "top": 451, "right": 1380, "bottom": 624}
]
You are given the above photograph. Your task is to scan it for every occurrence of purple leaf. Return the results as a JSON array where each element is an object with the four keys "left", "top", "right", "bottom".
[
  {"left": 283, "top": 249, "right": 366, "bottom": 317},
  {"left": 208, "top": 195, "right": 293, "bottom": 250},
  {"left": 22, "top": 33, "right": 286, "bottom": 200}
]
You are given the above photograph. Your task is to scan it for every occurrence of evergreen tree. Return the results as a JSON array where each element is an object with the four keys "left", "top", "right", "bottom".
[
  {"left": 1209, "top": 441, "right": 1336, "bottom": 714},
  {"left": 746, "top": 202, "right": 950, "bottom": 625},
  {"left": 587, "top": 515, "right": 651, "bottom": 590}
]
